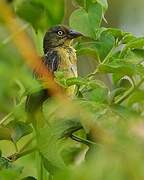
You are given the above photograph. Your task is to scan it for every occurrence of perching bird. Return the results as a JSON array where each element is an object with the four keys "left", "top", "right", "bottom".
[{"left": 25, "top": 25, "right": 82, "bottom": 122}]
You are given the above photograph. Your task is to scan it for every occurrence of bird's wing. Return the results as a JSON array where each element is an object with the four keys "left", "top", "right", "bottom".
[
  {"left": 43, "top": 50, "right": 60, "bottom": 72},
  {"left": 26, "top": 50, "right": 60, "bottom": 115},
  {"left": 33, "top": 50, "right": 60, "bottom": 79}
]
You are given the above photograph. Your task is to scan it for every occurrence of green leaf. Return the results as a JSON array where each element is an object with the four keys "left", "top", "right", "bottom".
[
  {"left": 82, "top": 80, "right": 108, "bottom": 103},
  {"left": 70, "top": 8, "right": 94, "bottom": 37},
  {"left": 106, "top": 28, "right": 124, "bottom": 40},
  {"left": 98, "top": 63, "right": 135, "bottom": 75},
  {"left": 62, "top": 146, "right": 82, "bottom": 164},
  {"left": 75, "top": 0, "right": 108, "bottom": 11},
  {"left": 37, "top": 119, "right": 82, "bottom": 174},
  {"left": 122, "top": 33, "right": 136, "bottom": 44},
  {"left": 6, "top": 121, "right": 33, "bottom": 143},
  {"left": 76, "top": 31, "right": 115, "bottom": 60},
  {"left": 88, "top": 3, "right": 103, "bottom": 31},
  {"left": 95, "top": 31, "right": 115, "bottom": 60},
  {"left": 66, "top": 77, "right": 86, "bottom": 86},
  {"left": 15, "top": 0, "right": 45, "bottom": 30},
  {"left": 70, "top": 3, "right": 102, "bottom": 38},
  {"left": 40, "top": 0, "right": 64, "bottom": 25},
  {"left": 121, "top": 49, "right": 144, "bottom": 64},
  {"left": 127, "top": 90, "right": 144, "bottom": 106},
  {"left": 85, "top": 87, "right": 108, "bottom": 103},
  {"left": 132, "top": 49, "right": 144, "bottom": 59},
  {"left": 15, "top": 0, "right": 64, "bottom": 31},
  {"left": 76, "top": 42, "right": 99, "bottom": 58},
  {"left": 111, "top": 49, "right": 144, "bottom": 83},
  {"left": 125, "top": 37, "right": 144, "bottom": 50}
]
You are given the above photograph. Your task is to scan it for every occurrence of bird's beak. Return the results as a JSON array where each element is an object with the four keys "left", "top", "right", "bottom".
[{"left": 68, "top": 29, "right": 83, "bottom": 39}]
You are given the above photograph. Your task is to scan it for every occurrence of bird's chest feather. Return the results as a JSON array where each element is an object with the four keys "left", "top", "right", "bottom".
[{"left": 55, "top": 46, "right": 77, "bottom": 77}]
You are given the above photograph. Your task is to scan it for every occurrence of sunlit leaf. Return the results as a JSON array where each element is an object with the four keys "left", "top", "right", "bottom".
[
  {"left": 70, "top": 3, "right": 102, "bottom": 38},
  {"left": 76, "top": 31, "right": 115, "bottom": 60},
  {"left": 82, "top": 80, "right": 108, "bottom": 102},
  {"left": 37, "top": 119, "right": 82, "bottom": 174},
  {"left": 98, "top": 63, "right": 135, "bottom": 75},
  {"left": 124, "top": 37, "right": 144, "bottom": 50}
]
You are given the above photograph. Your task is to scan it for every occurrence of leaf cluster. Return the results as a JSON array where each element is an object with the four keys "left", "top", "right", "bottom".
[{"left": 1, "top": 0, "right": 144, "bottom": 179}]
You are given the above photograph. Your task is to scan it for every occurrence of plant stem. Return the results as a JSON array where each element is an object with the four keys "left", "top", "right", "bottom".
[
  {"left": 37, "top": 152, "right": 43, "bottom": 180},
  {"left": 8, "top": 147, "right": 36, "bottom": 162},
  {"left": 14, "top": 143, "right": 18, "bottom": 152},
  {"left": 7, "top": 137, "right": 35, "bottom": 162},
  {"left": 115, "top": 78, "right": 144, "bottom": 104},
  {"left": 70, "top": 134, "right": 97, "bottom": 146},
  {"left": 102, "top": 46, "right": 115, "bottom": 65},
  {"left": 87, "top": 45, "right": 115, "bottom": 78}
]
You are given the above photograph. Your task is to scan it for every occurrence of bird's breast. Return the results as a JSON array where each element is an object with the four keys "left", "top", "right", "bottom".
[
  {"left": 55, "top": 46, "right": 77, "bottom": 78},
  {"left": 55, "top": 46, "right": 78, "bottom": 97}
]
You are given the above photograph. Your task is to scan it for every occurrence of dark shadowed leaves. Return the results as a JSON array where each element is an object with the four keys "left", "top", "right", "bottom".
[{"left": 0, "top": 157, "right": 23, "bottom": 180}]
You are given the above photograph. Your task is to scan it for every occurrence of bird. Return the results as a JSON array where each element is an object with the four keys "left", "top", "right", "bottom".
[{"left": 25, "top": 25, "right": 82, "bottom": 124}]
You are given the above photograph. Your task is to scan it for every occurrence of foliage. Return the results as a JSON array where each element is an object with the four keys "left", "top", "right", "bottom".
[{"left": 0, "top": 0, "right": 144, "bottom": 179}]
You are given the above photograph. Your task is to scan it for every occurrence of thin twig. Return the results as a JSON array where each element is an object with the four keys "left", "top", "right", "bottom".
[
  {"left": 115, "top": 78, "right": 144, "bottom": 104},
  {"left": 8, "top": 147, "right": 36, "bottom": 162},
  {"left": 70, "top": 134, "right": 97, "bottom": 146}
]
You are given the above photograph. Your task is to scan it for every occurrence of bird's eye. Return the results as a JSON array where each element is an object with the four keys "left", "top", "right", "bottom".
[{"left": 57, "top": 30, "right": 64, "bottom": 36}]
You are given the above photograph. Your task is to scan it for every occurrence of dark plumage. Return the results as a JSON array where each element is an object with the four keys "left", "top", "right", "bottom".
[
  {"left": 43, "top": 25, "right": 82, "bottom": 53},
  {"left": 25, "top": 25, "right": 82, "bottom": 121}
]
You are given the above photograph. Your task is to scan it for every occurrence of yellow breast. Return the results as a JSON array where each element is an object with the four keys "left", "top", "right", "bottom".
[
  {"left": 55, "top": 46, "right": 77, "bottom": 77},
  {"left": 55, "top": 46, "right": 78, "bottom": 97}
]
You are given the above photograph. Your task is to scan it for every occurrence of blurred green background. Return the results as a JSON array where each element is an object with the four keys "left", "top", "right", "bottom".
[{"left": 0, "top": 0, "right": 144, "bottom": 179}]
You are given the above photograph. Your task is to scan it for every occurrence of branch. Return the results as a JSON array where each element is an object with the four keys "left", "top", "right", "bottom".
[
  {"left": 70, "top": 134, "right": 97, "bottom": 146},
  {"left": 7, "top": 147, "right": 36, "bottom": 162},
  {"left": 115, "top": 78, "right": 144, "bottom": 104}
]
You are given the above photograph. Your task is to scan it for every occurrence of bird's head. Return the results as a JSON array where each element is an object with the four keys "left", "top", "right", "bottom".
[{"left": 43, "top": 25, "right": 82, "bottom": 53}]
